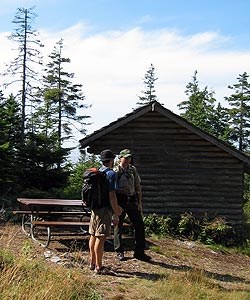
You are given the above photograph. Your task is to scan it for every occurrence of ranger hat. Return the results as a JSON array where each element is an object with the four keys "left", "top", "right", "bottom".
[
  {"left": 100, "top": 149, "right": 115, "bottom": 162},
  {"left": 119, "top": 149, "right": 132, "bottom": 158}
]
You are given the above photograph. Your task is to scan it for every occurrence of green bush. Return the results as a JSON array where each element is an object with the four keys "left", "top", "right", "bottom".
[
  {"left": 177, "top": 212, "right": 201, "bottom": 240},
  {"left": 143, "top": 213, "right": 237, "bottom": 246},
  {"left": 243, "top": 200, "right": 250, "bottom": 224},
  {"left": 143, "top": 214, "right": 173, "bottom": 237},
  {"left": 63, "top": 157, "right": 101, "bottom": 199},
  {"left": 198, "top": 217, "right": 234, "bottom": 246}
]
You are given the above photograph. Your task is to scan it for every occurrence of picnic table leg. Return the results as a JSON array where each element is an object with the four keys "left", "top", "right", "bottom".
[
  {"left": 30, "top": 223, "right": 51, "bottom": 248},
  {"left": 21, "top": 214, "right": 31, "bottom": 236}
]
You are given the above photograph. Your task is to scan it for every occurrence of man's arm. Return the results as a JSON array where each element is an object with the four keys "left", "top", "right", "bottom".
[
  {"left": 132, "top": 166, "right": 143, "bottom": 212},
  {"left": 109, "top": 190, "right": 121, "bottom": 225}
]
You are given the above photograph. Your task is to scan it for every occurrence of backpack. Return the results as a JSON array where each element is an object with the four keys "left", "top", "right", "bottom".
[{"left": 82, "top": 167, "right": 109, "bottom": 209}]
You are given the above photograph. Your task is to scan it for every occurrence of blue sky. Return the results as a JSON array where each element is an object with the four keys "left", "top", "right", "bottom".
[
  {"left": 1, "top": 0, "right": 250, "bottom": 160},
  {"left": 1, "top": 0, "right": 250, "bottom": 41}
]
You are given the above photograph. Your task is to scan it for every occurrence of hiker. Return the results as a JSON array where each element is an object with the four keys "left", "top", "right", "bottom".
[
  {"left": 114, "top": 149, "right": 151, "bottom": 262},
  {"left": 88, "top": 149, "right": 121, "bottom": 274}
]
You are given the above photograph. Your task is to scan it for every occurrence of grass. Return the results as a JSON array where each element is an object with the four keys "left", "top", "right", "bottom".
[
  {"left": 0, "top": 252, "right": 100, "bottom": 300},
  {"left": 0, "top": 225, "right": 250, "bottom": 300},
  {"left": 132, "top": 271, "right": 250, "bottom": 300},
  {"left": 204, "top": 239, "right": 250, "bottom": 257}
]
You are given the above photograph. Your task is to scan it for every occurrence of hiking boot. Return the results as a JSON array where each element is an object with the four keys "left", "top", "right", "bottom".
[
  {"left": 117, "top": 252, "right": 125, "bottom": 261},
  {"left": 133, "top": 253, "right": 152, "bottom": 262},
  {"left": 89, "top": 264, "right": 95, "bottom": 270}
]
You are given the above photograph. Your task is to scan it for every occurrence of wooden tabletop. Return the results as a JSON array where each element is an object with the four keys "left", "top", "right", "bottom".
[{"left": 17, "top": 198, "right": 84, "bottom": 207}]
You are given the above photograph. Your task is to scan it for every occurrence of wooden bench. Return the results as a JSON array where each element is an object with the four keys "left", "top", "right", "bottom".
[
  {"left": 30, "top": 220, "right": 90, "bottom": 247},
  {"left": 13, "top": 210, "right": 89, "bottom": 216},
  {"left": 32, "top": 220, "right": 90, "bottom": 227},
  {"left": 13, "top": 209, "right": 90, "bottom": 240},
  {"left": 30, "top": 220, "right": 131, "bottom": 248}
]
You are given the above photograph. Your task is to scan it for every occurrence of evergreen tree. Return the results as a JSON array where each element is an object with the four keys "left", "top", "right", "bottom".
[
  {"left": 209, "top": 103, "right": 231, "bottom": 142},
  {"left": 225, "top": 72, "right": 250, "bottom": 152},
  {"left": 63, "top": 155, "right": 100, "bottom": 199},
  {"left": 137, "top": 63, "right": 158, "bottom": 107},
  {"left": 2, "top": 6, "right": 43, "bottom": 144},
  {"left": 0, "top": 92, "right": 22, "bottom": 195},
  {"left": 20, "top": 132, "right": 70, "bottom": 191},
  {"left": 178, "top": 70, "right": 216, "bottom": 134},
  {"left": 42, "top": 39, "right": 89, "bottom": 147}
]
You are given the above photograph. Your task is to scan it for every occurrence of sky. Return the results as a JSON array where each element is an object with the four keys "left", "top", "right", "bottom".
[{"left": 1, "top": 0, "right": 250, "bottom": 160}]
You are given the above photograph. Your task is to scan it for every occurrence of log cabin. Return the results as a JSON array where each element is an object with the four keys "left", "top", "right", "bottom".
[{"left": 79, "top": 101, "right": 250, "bottom": 228}]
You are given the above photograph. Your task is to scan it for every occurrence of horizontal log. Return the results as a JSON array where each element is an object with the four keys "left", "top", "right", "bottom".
[
  {"left": 142, "top": 185, "right": 242, "bottom": 191},
  {"left": 143, "top": 207, "right": 243, "bottom": 216},
  {"left": 142, "top": 194, "right": 242, "bottom": 200},
  {"left": 141, "top": 182, "right": 243, "bottom": 189},
  {"left": 143, "top": 201, "right": 242, "bottom": 209},
  {"left": 142, "top": 206, "right": 243, "bottom": 213},
  {"left": 140, "top": 168, "right": 243, "bottom": 175},
  {"left": 142, "top": 194, "right": 242, "bottom": 202},
  {"left": 141, "top": 175, "right": 243, "bottom": 181}
]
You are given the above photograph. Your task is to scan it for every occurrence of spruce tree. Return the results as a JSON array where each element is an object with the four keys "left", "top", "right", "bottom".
[
  {"left": 225, "top": 72, "right": 250, "bottom": 152},
  {"left": 209, "top": 103, "right": 231, "bottom": 142},
  {"left": 2, "top": 6, "right": 43, "bottom": 144},
  {"left": 0, "top": 92, "right": 22, "bottom": 195},
  {"left": 42, "top": 39, "right": 89, "bottom": 147},
  {"left": 136, "top": 63, "right": 158, "bottom": 107},
  {"left": 178, "top": 70, "right": 216, "bottom": 134}
]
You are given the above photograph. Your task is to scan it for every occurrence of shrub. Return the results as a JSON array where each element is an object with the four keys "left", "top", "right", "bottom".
[
  {"left": 143, "top": 213, "right": 238, "bottom": 246},
  {"left": 143, "top": 214, "right": 173, "bottom": 237},
  {"left": 198, "top": 217, "right": 234, "bottom": 246},
  {"left": 243, "top": 200, "right": 250, "bottom": 224},
  {"left": 177, "top": 212, "right": 201, "bottom": 240}
]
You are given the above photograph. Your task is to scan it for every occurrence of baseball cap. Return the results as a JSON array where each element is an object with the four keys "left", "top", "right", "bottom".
[
  {"left": 100, "top": 149, "right": 115, "bottom": 162},
  {"left": 119, "top": 149, "right": 132, "bottom": 158}
]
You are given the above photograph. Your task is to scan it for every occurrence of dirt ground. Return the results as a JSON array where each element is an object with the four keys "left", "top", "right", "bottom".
[{"left": 1, "top": 223, "right": 250, "bottom": 292}]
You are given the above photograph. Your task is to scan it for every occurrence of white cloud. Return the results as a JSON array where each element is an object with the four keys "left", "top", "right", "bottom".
[{"left": 2, "top": 23, "right": 250, "bottom": 143}]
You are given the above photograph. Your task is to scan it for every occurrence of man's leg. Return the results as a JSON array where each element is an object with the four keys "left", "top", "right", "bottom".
[
  {"left": 113, "top": 210, "right": 126, "bottom": 253},
  {"left": 127, "top": 207, "right": 151, "bottom": 261},
  {"left": 94, "top": 235, "right": 106, "bottom": 270},
  {"left": 89, "top": 234, "right": 96, "bottom": 268},
  {"left": 127, "top": 207, "right": 146, "bottom": 254}
]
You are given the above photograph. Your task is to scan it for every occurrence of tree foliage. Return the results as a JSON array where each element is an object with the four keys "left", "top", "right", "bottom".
[
  {"left": 178, "top": 70, "right": 230, "bottom": 141},
  {"left": 178, "top": 70, "right": 216, "bottom": 133},
  {"left": 136, "top": 63, "right": 158, "bottom": 107},
  {"left": 225, "top": 72, "right": 250, "bottom": 152},
  {"left": 0, "top": 92, "right": 22, "bottom": 196},
  {"left": 63, "top": 156, "right": 100, "bottom": 199},
  {"left": 2, "top": 6, "right": 43, "bottom": 144},
  {"left": 42, "top": 39, "right": 90, "bottom": 146}
]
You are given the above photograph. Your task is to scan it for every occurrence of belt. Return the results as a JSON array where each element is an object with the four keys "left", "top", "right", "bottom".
[
  {"left": 116, "top": 192, "right": 137, "bottom": 203},
  {"left": 127, "top": 194, "right": 137, "bottom": 202}
]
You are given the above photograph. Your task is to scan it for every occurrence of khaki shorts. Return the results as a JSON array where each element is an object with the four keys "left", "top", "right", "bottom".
[{"left": 89, "top": 207, "right": 112, "bottom": 237}]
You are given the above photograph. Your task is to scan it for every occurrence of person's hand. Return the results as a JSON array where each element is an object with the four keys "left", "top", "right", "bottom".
[
  {"left": 112, "top": 214, "right": 119, "bottom": 226},
  {"left": 118, "top": 205, "right": 123, "bottom": 216}
]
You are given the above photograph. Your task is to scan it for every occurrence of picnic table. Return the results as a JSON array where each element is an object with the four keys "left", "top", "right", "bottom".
[{"left": 15, "top": 198, "right": 91, "bottom": 247}]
